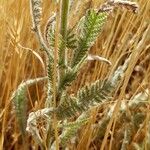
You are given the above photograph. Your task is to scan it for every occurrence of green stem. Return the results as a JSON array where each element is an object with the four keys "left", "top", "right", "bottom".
[
  {"left": 61, "top": 0, "right": 69, "bottom": 37},
  {"left": 57, "top": 0, "right": 70, "bottom": 102},
  {"left": 59, "top": 0, "right": 69, "bottom": 71}
]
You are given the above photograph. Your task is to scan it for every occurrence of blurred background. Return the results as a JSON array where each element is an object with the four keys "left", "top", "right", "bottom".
[{"left": 0, "top": 0, "right": 150, "bottom": 149}]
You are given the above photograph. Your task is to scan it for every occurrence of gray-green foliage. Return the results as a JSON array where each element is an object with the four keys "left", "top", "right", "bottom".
[
  {"left": 71, "top": 10, "right": 107, "bottom": 67},
  {"left": 66, "top": 28, "right": 77, "bottom": 49},
  {"left": 55, "top": 80, "right": 113, "bottom": 120},
  {"left": 60, "top": 112, "right": 88, "bottom": 146},
  {"left": 12, "top": 0, "right": 140, "bottom": 149},
  {"left": 13, "top": 0, "right": 115, "bottom": 148},
  {"left": 13, "top": 85, "right": 27, "bottom": 136},
  {"left": 12, "top": 77, "right": 48, "bottom": 137}
]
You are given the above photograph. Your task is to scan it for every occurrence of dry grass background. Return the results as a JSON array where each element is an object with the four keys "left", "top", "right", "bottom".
[{"left": 0, "top": 0, "right": 150, "bottom": 149}]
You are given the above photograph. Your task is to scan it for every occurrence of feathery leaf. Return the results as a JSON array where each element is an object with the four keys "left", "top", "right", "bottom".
[
  {"left": 12, "top": 77, "right": 48, "bottom": 136},
  {"left": 71, "top": 10, "right": 108, "bottom": 67},
  {"left": 55, "top": 80, "right": 114, "bottom": 120}
]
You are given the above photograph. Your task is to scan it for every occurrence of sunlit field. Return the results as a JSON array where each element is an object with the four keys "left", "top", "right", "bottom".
[{"left": 0, "top": 0, "right": 150, "bottom": 149}]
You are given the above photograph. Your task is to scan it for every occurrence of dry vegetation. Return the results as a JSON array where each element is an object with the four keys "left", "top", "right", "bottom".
[{"left": 0, "top": 0, "right": 150, "bottom": 149}]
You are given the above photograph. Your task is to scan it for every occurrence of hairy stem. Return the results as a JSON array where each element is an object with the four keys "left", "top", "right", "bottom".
[{"left": 52, "top": 2, "right": 61, "bottom": 150}]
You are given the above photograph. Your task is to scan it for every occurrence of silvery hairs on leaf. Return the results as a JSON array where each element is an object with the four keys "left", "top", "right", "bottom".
[
  {"left": 99, "top": 0, "right": 139, "bottom": 14},
  {"left": 87, "top": 54, "right": 112, "bottom": 65},
  {"left": 30, "top": 0, "right": 42, "bottom": 28},
  {"left": 26, "top": 108, "right": 54, "bottom": 148},
  {"left": 108, "top": 0, "right": 139, "bottom": 13},
  {"left": 26, "top": 108, "right": 53, "bottom": 134},
  {"left": 44, "top": 13, "right": 56, "bottom": 40}
]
